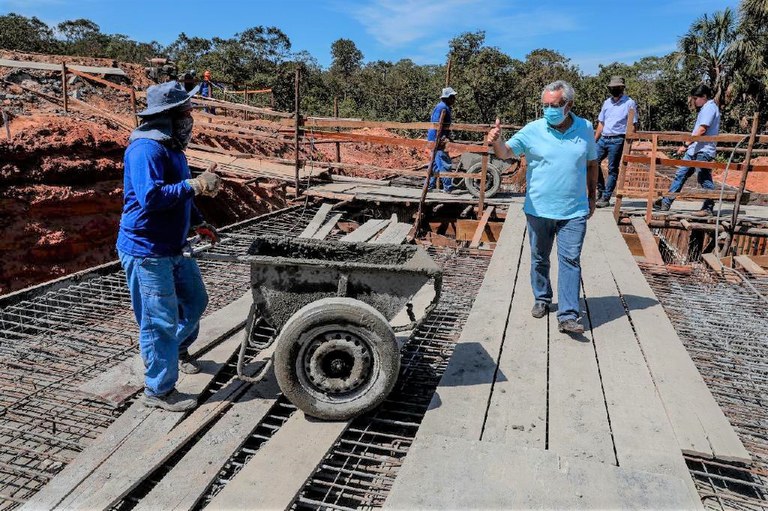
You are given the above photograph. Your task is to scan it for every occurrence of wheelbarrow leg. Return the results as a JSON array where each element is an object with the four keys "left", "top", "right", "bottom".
[{"left": 237, "top": 305, "right": 274, "bottom": 384}]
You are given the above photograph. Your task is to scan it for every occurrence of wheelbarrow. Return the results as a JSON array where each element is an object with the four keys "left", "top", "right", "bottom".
[{"left": 191, "top": 234, "right": 442, "bottom": 421}]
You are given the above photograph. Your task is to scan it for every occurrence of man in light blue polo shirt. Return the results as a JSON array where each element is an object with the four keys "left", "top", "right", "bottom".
[
  {"left": 655, "top": 84, "right": 720, "bottom": 216},
  {"left": 488, "top": 80, "right": 598, "bottom": 335},
  {"left": 595, "top": 76, "right": 638, "bottom": 208}
]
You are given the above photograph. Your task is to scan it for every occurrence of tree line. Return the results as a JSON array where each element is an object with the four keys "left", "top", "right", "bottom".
[{"left": 1, "top": 1, "right": 766, "bottom": 135}]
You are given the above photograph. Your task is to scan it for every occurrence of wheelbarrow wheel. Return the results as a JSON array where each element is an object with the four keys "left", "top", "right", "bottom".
[
  {"left": 464, "top": 161, "right": 501, "bottom": 198},
  {"left": 274, "top": 297, "right": 400, "bottom": 421}
]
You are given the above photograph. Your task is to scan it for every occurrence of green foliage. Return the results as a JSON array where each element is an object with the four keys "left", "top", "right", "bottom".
[{"left": 0, "top": 13, "right": 59, "bottom": 53}]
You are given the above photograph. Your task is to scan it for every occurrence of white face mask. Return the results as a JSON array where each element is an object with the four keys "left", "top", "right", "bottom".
[{"left": 172, "top": 116, "right": 194, "bottom": 149}]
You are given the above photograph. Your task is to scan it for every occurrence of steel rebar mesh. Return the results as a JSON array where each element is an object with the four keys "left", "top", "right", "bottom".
[
  {"left": 641, "top": 263, "right": 768, "bottom": 511},
  {"left": 0, "top": 205, "right": 317, "bottom": 509},
  {"left": 290, "top": 247, "right": 493, "bottom": 511}
]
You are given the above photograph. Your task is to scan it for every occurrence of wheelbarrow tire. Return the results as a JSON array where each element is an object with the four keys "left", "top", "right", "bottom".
[
  {"left": 274, "top": 297, "right": 399, "bottom": 421},
  {"left": 464, "top": 161, "right": 501, "bottom": 198}
]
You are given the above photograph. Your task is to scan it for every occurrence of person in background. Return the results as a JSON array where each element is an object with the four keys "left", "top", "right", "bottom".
[
  {"left": 594, "top": 76, "right": 638, "bottom": 208},
  {"left": 487, "top": 80, "right": 598, "bottom": 335},
  {"left": 654, "top": 84, "right": 720, "bottom": 216},
  {"left": 426, "top": 87, "right": 457, "bottom": 193},
  {"left": 117, "top": 80, "right": 222, "bottom": 412}
]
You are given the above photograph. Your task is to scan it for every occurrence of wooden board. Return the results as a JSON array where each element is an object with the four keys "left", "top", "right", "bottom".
[
  {"left": 592, "top": 212, "right": 750, "bottom": 462},
  {"left": 469, "top": 207, "right": 494, "bottom": 249},
  {"left": 630, "top": 217, "right": 664, "bottom": 265},
  {"left": 23, "top": 333, "right": 244, "bottom": 510},
  {"left": 372, "top": 222, "right": 413, "bottom": 244},
  {"left": 298, "top": 203, "right": 333, "bottom": 238},
  {"left": 311, "top": 213, "right": 342, "bottom": 240},
  {"left": 734, "top": 254, "right": 767, "bottom": 275},
  {"left": 340, "top": 218, "right": 390, "bottom": 242},
  {"left": 415, "top": 208, "right": 527, "bottom": 441},
  {"left": 206, "top": 412, "right": 347, "bottom": 510},
  {"left": 384, "top": 435, "right": 702, "bottom": 510},
  {"left": 0, "top": 58, "right": 127, "bottom": 76},
  {"left": 546, "top": 241, "right": 615, "bottom": 465},
  {"left": 77, "top": 292, "right": 252, "bottom": 406},
  {"left": 481, "top": 231, "right": 547, "bottom": 447}
]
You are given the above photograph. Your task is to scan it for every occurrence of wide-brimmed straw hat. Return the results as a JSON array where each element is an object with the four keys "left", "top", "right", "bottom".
[{"left": 138, "top": 80, "right": 199, "bottom": 117}]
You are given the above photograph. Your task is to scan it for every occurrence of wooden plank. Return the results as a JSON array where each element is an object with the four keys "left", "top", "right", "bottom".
[
  {"left": 307, "top": 129, "right": 488, "bottom": 154},
  {"left": 339, "top": 218, "right": 390, "bottom": 242},
  {"left": 0, "top": 58, "right": 126, "bottom": 76},
  {"left": 384, "top": 435, "right": 702, "bottom": 510},
  {"left": 77, "top": 292, "right": 252, "bottom": 405},
  {"left": 469, "top": 207, "right": 494, "bottom": 249},
  {"left": 701, "top": 252, "right": 724, "bottom": 272},
  {"left": 66, "top": 68, "right": 134, "bottom": 94},
  {"left": 481, "top": 231, "right": 547, "bottom": 448},
  {"left": 581, "top": 221, "right": 701, "bottom": 502},
  {"left": 311, "top": 212, "right": 342, "bottom": 240},
  {"left": 624, "top": 154, "right": 768, "bottom": 174},
  {"left": 301, "top": 116, "right": 520, "bottom": 133},
  {"left": 416, "top": 208, "right": 527, "bottom": 441},
  {"left": 206, "top": 412, "right": 347, "bottom": 510},
  {"left": 372, "top": 222, "right": 413, "bottom": 244},
  {"left": 23, "top": 333, "right": 244, "bottom": 511},
  {"left": 735, "top": 254, "right": 768, "bottom": 275},
  {"left": 547, "top": 241, "right": 615, "bottom": 465},
  {"left": 298, "top": 203, "right": 333, "bottom": 238},
  {"left": 630, "top": 217, "right": 664, "bottom": 265},
  {"left": 592, "top": 213, "right": 750, "bottom": 462}
]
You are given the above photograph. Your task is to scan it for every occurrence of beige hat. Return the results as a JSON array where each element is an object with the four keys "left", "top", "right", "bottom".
[{"left": 608, "top": 76, "right": 626, "bottom": 87}]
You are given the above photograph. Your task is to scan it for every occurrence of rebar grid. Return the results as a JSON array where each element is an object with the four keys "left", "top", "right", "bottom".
[
  {"left": 641, "top": 263, "right": 768, "bottom": 511},
  {"left": 290, "top": 247, "right": 493, "bottom": 511},
  {"left": 0, "top": 205, "right": 317, "bottom": 509}
]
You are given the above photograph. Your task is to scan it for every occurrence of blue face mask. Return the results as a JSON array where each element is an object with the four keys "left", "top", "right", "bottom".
[{"left": 543, "top": 105, "right": 567, "bottom": 126}]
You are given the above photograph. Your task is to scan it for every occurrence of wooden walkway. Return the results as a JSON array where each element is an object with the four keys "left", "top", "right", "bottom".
[
  {"left": 386, "top": 208, "right": 750, "bottom": 509},
  {"left": 306, "top": 181, "right": 521, "bottom": 205}
]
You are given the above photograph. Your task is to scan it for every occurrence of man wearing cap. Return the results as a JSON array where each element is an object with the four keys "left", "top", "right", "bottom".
[
  {"left": 200, "top": 70, "right": 221, "bottom": 114},
  {"left": 426, "top": 87, "right": 457, "bottom": 192},
  {"left": 594, "top": 76, "right": 638, "bottom": 208},
  {"left": 487, "top": 80, "right": 598, "bottom": 335},
  {"left": 117, "top": 80, "right": 222, "bottom": 412},
  {"left": 654, "top": 84, "right": 720, "bottom": 216}
]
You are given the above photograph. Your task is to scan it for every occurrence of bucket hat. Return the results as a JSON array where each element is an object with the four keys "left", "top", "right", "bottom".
[
  {"left": 608, "top": 76, "right": 625, "bottom": 87},
  {"left": 440, "top": 87, "right": 457, "bottom": 99},
  {"left": 138, "top": 80, "right": 200, "bottom": 117}
]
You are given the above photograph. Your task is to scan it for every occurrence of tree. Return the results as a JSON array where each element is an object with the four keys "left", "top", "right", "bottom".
[
  {"left": 0, "top": 13, "right": 58, "bottom": 53},
  {"left": 330, "top": 38, "right": 363, "bottom": 77},
  {"left": 57, "top": 19, "right": 107, "bottom": 57}
]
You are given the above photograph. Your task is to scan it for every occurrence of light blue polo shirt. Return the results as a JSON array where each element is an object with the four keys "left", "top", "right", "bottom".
[
  {"left": 598, "top": 95, "right": 638, "bottom": 136},
  {"left": 505, "top": 113, "right": 597, "bottom": 220},
  {"left": 687, "top": 99, "right": 720, "bottom": 158}
]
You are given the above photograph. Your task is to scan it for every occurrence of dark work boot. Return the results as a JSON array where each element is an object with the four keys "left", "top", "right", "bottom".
[
  {"left": 652, "top": 198, "right": 670, "bottom": 212},
  {"left": 531, "top": 302, "right": 549, "bottom": 319},
  {"left": 595, "top": 197, "right": 610, "bottom": 208},
  {"left": 179, "top": 352, "right": 201, "bottom": 375},
  {"left": 142, "top": 389, "right": 197, "bottom": 412},
  {"left": 558, "top": 319, "right": 585, "bottom": 335}
]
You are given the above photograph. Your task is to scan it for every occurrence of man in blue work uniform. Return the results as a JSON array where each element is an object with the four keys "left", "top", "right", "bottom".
[
  {"left": 487, "top": 81, "right": 598, "bottom": 335},
  {"left": 117, "top": 81, "right": 222, "bottom": 412},
  {"left": 427, "top": 87, "right": 457, "bottom": 192},
  {"left": 655, "top": 84, "right": 721, "bottom": 216},
  {"left": 595, "top": 76, "right": 638, "bottom": 208}
]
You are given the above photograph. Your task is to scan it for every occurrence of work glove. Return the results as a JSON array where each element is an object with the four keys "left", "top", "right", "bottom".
[
  {"left": 194, "top": 222, "right": 220, "bottom": 245},
  {"left": 186, "top": 163, "right": 222, "bottom": 197}
]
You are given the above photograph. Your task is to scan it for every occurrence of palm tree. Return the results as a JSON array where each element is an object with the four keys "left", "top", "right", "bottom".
[{"left": 677, "top": 8, "right": 740, "bottom": 106}]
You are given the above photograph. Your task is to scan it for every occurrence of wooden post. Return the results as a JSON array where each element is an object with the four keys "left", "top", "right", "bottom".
[
  {"left": 612, "top": 108, "right": 636, "bottom": 222},
  {"left": 445, "top": 57, "right": 452, "bottom": 87},
  {"left": 2, "top": 110, "right": 10, "bottom": 140},
  {"left": 479, "top": 151, "right": 489, "bottom": 213},
  {"left": 334, "top": 96, "right": 341, "bottom": 164},
  {"left": 722, "top": 113, "right": 760, "bottom": 256},
  {"left": 61, "top": 62, "right": 69, "bottom": 113},
  {"left": 411, "top": 109, "right": 447, "bottom": 240},
  {"left": 294, "top": 67, "right": 302, "bottom": 199},
  {"left": 645, "top": 134, "right": 658, "bottom": 224},
  {"left": 244, "top": 88, "right": 250, "bottom": 121},
  {"left": 129, "top": 88, "right": 138, "bottom": 127}
]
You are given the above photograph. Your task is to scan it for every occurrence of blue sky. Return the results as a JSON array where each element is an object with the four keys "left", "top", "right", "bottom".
[{"left": 2, "top": 0, "right": 739, "bottom": 74}]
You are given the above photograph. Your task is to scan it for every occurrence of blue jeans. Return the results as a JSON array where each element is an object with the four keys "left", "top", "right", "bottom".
[
  {"left": 596, "top": 136, "right": 625, "bottom": 200},
  {"left": 662, "top": 152, "right": 715, "bottom": 210},
  {"left": 428, "top": 150, "right": 454, "bottom": 191},
  {"left": 118, "top": 252, "right": 208, "bottom": 397},
  {"left": 526, "top": 214, "right": 587, "bottom": 322}
]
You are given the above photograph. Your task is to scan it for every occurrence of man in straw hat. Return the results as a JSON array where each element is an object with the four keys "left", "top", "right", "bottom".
[
  {"left": 426, "top": 87, "right": 457, "bottom": 192},
  {"left": 117, "top": 80, "right": 222, "bottom": 411}
]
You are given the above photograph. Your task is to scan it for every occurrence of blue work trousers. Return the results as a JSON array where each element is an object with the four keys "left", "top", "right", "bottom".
[
  {"left": 526, "top": 214, "right": 588, "bottom": 322},
  {"left": 427, "top": 150, "right": 454, "bottom": 191},
  {"left": 661, "top": 152, "right": 715, "bottom": 210},
  {"left": 596, "top": 136, "right": 625, "bottom": 200},
  {"left": 118, "top": 252, "right": 208, "bottom": 397}
]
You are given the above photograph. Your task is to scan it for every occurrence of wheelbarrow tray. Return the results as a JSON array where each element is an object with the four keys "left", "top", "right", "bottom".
[{"left": 244, "top": 235, "right": 441, "bottom": 331}]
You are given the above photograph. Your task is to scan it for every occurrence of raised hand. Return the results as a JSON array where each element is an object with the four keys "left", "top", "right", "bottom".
[{"left": 487, "top": 118, "right": 502, "bottom": 145}]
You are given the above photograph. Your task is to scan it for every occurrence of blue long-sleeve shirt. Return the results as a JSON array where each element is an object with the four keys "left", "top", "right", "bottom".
[
  {"left": 116, "top": 139, "right": 203, "bottom": 257},
  {"left": 427, "top": 101, "right": 452, "bottom": 142}
]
